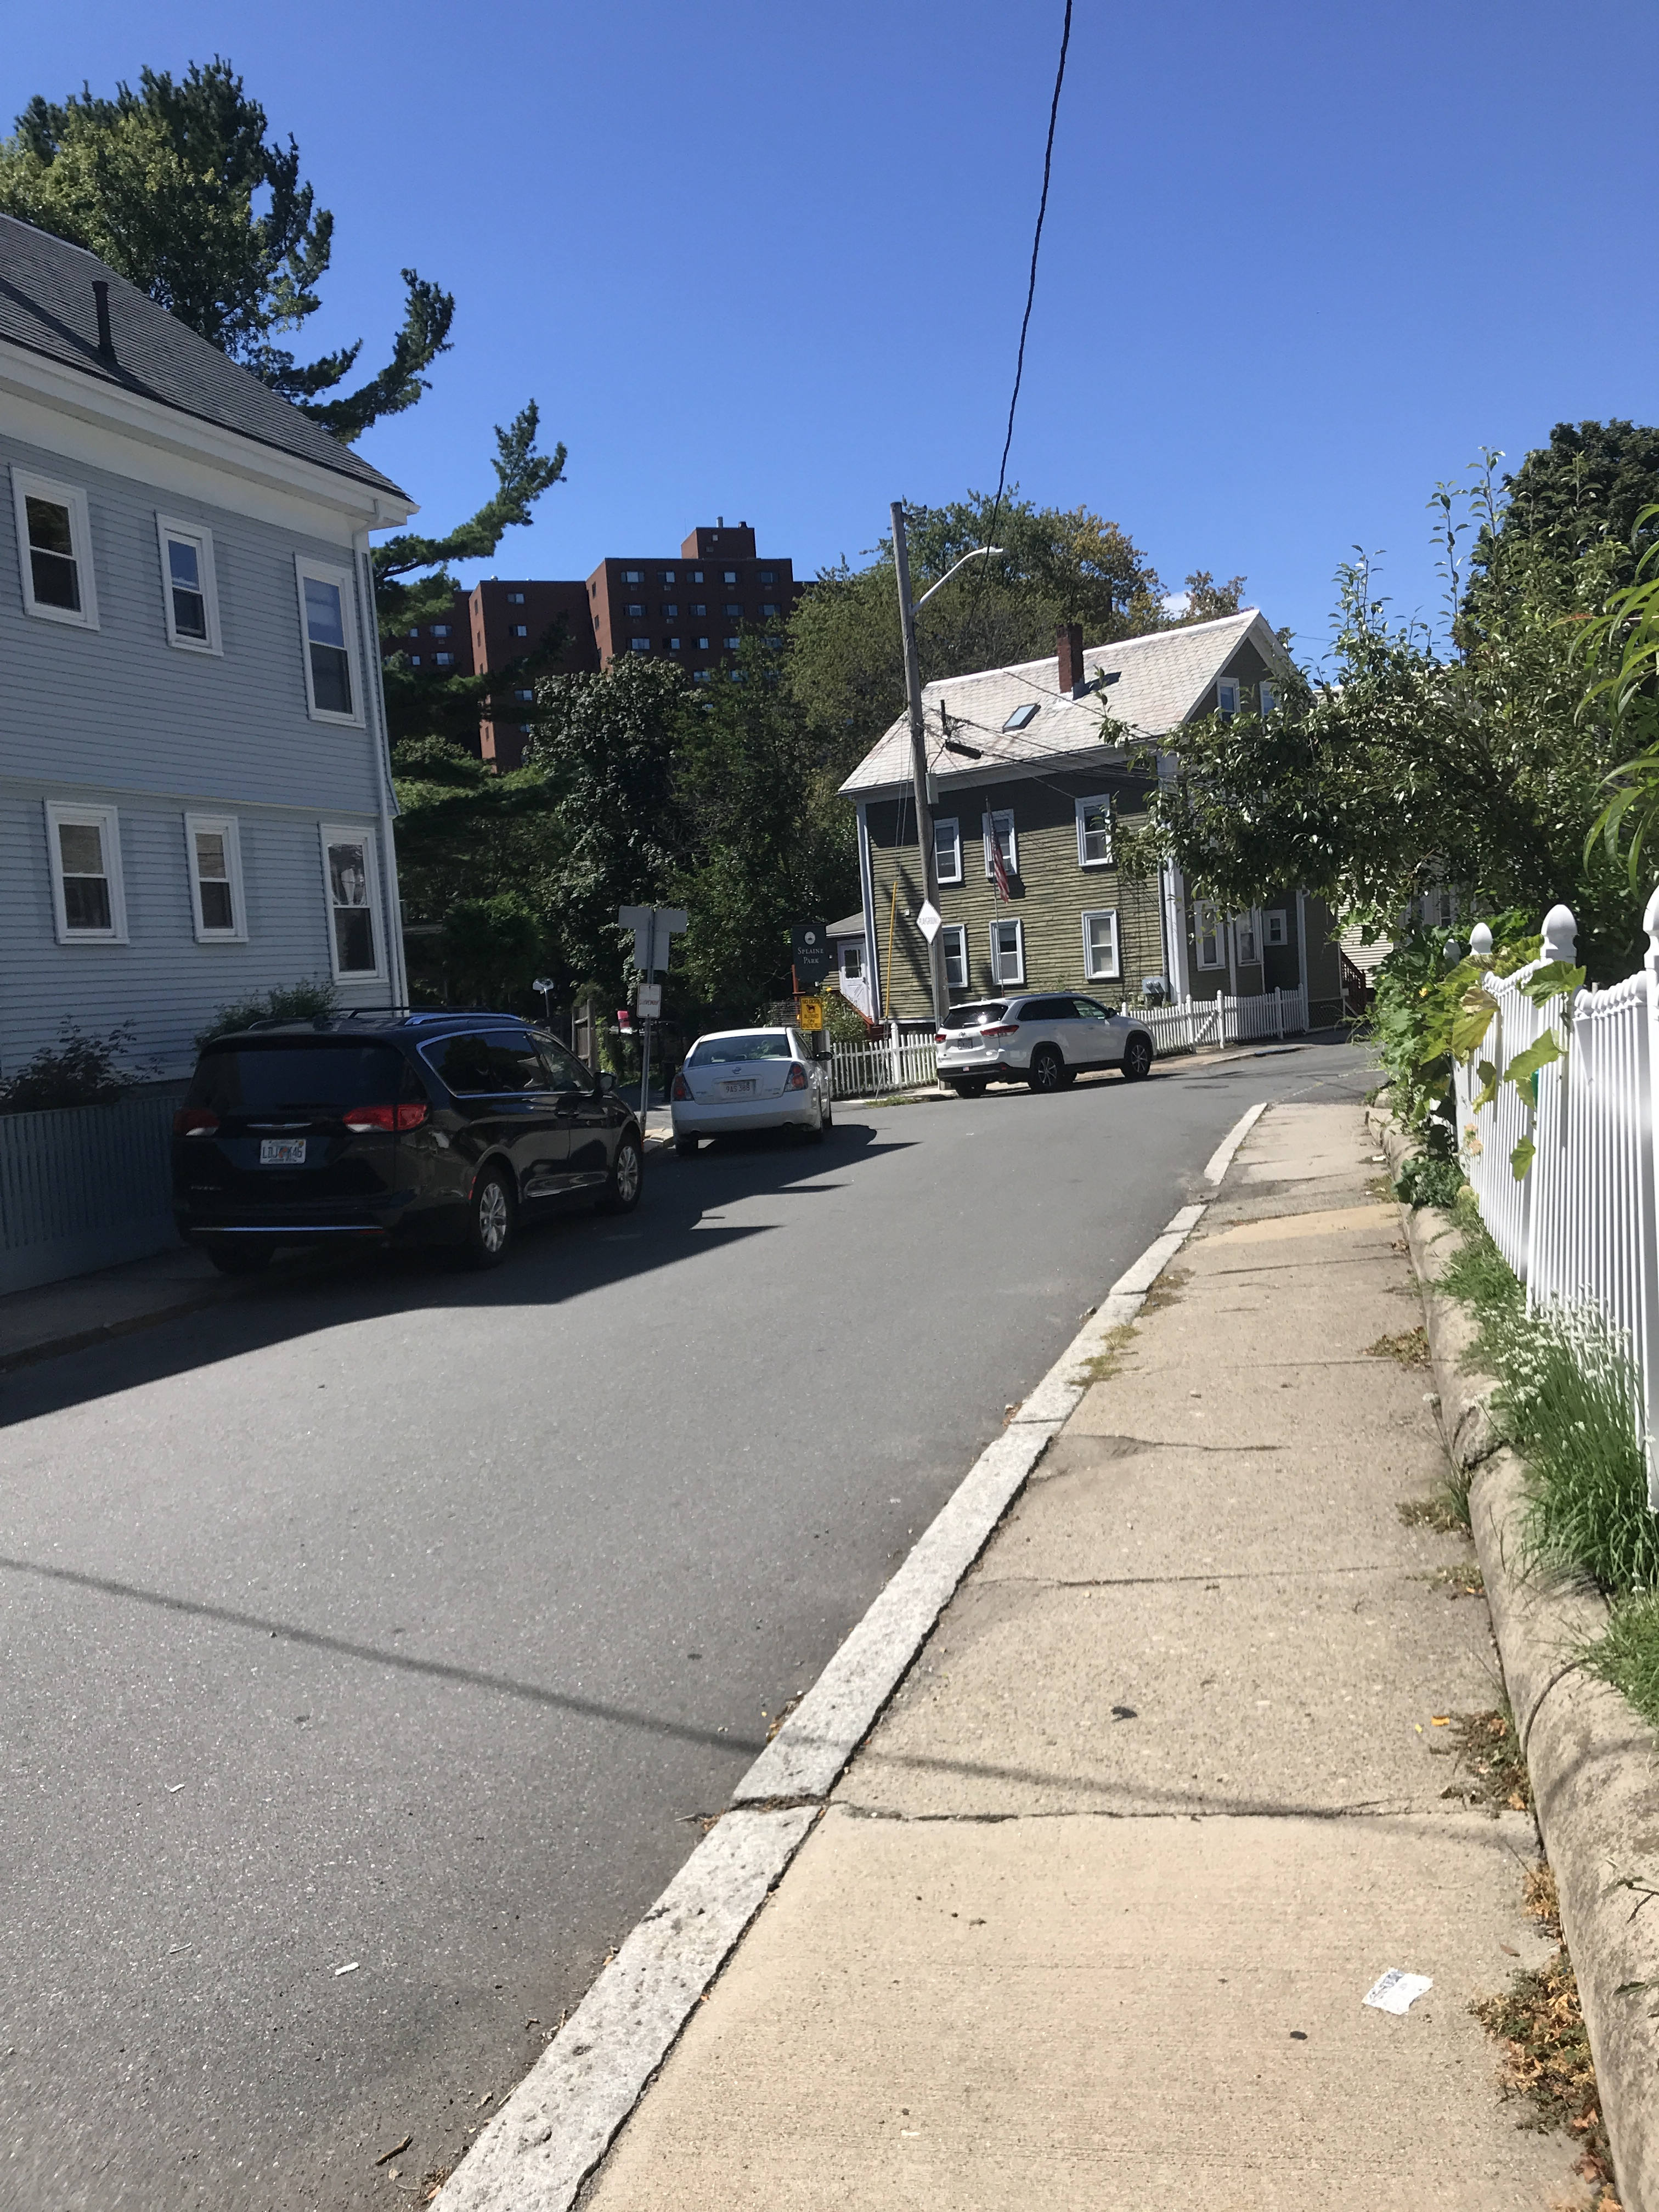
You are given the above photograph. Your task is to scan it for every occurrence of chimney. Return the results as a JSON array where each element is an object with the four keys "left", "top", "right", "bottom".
[
  {"left": 1056, "top": 621, "right": 1085, "bottom": 697},
  {"left": 92, "top": 280, "right": 115, "bottom": 362}
]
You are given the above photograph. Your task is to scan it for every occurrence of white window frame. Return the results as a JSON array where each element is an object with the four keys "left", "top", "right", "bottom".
[
  {"left": 14, "top": 470, "right": 98, "bottom": 629},
  {"left": 44, "top": 799, "right": 126, "bottom": 943},
  {"left": 983, "top": 809, "right": 1018, "bottom": 881},
  {"left": 941, "top": 923, "right": 968, "bottom": 991},
  {"left": 154, "top": 515, "right": 222, "bottom": 654},
  {"left": 318, "top": 822, "right": 386, "bottom": 984},
  {"left": 1075, "top": 794, "right": 1113, "bottom": 869},
  {"left": 989, "top": 916, "right": 1025, "bottom": 988},
  {"left": 1081, "top": 907, "right": 1120, "bottom": 981},
  {"left": 1216, "top": 678, "right": 1240, "bottom": 719},
  {"left": 1260, "top": 680, "right": 1279, "bottom": 715},
  {"left": 1195, "top": 899, "right": 1224, "bottom": 970},
  {"left": 1264, "top": 907, "right": 1289, "bottom": 949},
  {"left": 294, "top": 555, "right": 363, "bottom": 726},
  {"left": 183, "top": 812, "right": 246, "bottom": 943},
  {"left": 1233, "top": 908, "right": 1262, "bottom": 966},
  {"left": 933, "top": 815, "right": 962, "bottom": 885}
]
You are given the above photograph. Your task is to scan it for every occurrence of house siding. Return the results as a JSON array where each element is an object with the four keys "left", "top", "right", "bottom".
[
  {"left": 864, "top": 769, "right": 1166, "bottom": 1018},
  {"left": 0, "top": 423, "right": 394, "bottom": 1077}
]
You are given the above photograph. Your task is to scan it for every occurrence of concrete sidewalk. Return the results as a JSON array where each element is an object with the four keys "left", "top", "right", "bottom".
[{"left": 579, "top": 1103, "right": 1583, "bottom": 2208}]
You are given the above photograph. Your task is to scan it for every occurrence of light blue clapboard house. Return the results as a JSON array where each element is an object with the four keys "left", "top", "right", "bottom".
[{"left": 0, "top": 212, "right": 414, "bottom": 1083}]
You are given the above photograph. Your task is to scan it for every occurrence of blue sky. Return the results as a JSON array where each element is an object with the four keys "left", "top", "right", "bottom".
[{"left": 8, "top": 2, "right": 1658, "bottom": 663}]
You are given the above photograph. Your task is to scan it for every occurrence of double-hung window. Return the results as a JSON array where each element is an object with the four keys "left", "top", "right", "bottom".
[
  {"left": 1260, "top": 680, "right": 1279, "bottom": 714},
  {"left": 14, "top": 471, "right": 98, "bottom": 628},
  {"left": 156, "top": 517, "right": 221, "bottom": 652},
  {"left": 1216, "top": 678, "right": 1240, "bottom": 719},
  {"left": 933, "top": 816, "right": 962, "bottom": 885},
  {"left": 184, "top": 814, "right": 246, "bottom": 940},
  {"left": 1081, "top": 908, "right": 1120, "bottom": 980},
  {"left": 989, "top": 917, "right": 1024, "bottom": 986},
  {"left": 45, "top": 800, "right": 125, "bottom": 942},
  {"left": 941, "top": 923, "right": 968, "bottom": 991},
  {"left": 1195, "top": 900, "right": 1224, "bottom": 969},
  {"left": 1233, "top": 910, "right": 1261, "bottom": 966},
  {"left": 319, "top": 826, "right": 385, "bottom": 981},
  {"left": 983, "top": 810, "right": 1017, "bottom": 881},
  {"left": 1076, "top": 795, "right": 1112, "bottom": 868},
  {"left": 1265, "top": 908, "right": 1289, "bottom": 949},
  {"left": 295, "top": 558, "right": 359, "bottom": 722}
]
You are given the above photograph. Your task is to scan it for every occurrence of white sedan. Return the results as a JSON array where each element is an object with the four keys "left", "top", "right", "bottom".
[{"left": 669, "top": 1026, "right": 833, "bottom": 1155}]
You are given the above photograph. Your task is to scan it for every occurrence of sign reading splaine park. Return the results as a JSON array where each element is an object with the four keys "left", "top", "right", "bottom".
[{"left": 791, "top": 921, "right": 830, "bottom": 989}]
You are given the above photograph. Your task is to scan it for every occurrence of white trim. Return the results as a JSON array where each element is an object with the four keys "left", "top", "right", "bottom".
[
  {"left": 1081, "top": 906, "right": 1120, "bottom": 981},
  {"left": 355, "top": 533, "right": 410, "bottom": 1009},
  {"left": 1263, "top": 906, "right": 1289, "bottom": 950},
  {"left": 155, "top": 513, "right": 222, "bottom": 654},
  {"left": 1233, "top": 907, "right": 1262, "bottom": 967},
  {"left": 294, "top": 555, "right": 364, "bottom": 726},
  {"left": 318, "top": 822, "right": 386, "bottom": 984},
  {"left": 933, "top": 815, "right": 962, "bottom": 885},
  {"left": 1195, "top": 899, "right": 1224, "bottom": 971},
  {"left": 856, "top": 802, "right": 880, "bottom": 1020},
  {"left": 941, "top": 922, "right": 968, "bottom": 992},
  {"left": 12, "top": 468, "right": 98, "bottom": 628},
  {"left": 183, "top": 812, "right": 246, "bottom": 942},
  {"left": 983, "top": 808, "right": 1017, "bottom": 881},
  {"left": 1216, "top": 676, "right": 1240, "bottom": 719},
  {"left": 989, "top": 915, "right": 1024, "bottom": 988},
  {"left": 1075, "top": 793, "right": 1113, "bottom": 868},
  {"left": 44, "top": 799, "right": 126, "bottom": 943},
  {"left": 1259, "top": 679, "right": 1279, "bottom": 714},
  {"left": 1296, "top": 887, "right": 1309, "bottom": 998}
]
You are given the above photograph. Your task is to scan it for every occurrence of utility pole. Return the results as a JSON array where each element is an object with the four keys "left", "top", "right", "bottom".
[{"left": 891, "top": 500, "right": 947, "bottom": 1029}]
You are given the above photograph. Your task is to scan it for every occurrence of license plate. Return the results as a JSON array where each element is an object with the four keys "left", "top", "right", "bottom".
[
  {"left": 720, "top": 1080, "right": 755, "bottom": 1096},
  {"left": 259, "top": 1137, "right": 307, "bottom": 1166}
]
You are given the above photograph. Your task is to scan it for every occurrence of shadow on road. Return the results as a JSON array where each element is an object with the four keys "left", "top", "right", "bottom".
[{"left": 0, "top": 1119, "right": 911, "bottom": 1431}]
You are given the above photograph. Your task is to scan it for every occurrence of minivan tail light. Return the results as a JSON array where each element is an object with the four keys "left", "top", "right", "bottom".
[
  {"left": 670, "top": 1070, "right": 691, "bottom": 1101},
  {"left": 342, "top": 1103, "right": 428, "bottom": 1132},
  {"left": 981, "top": 1023, "right": 1019, "bottom": 1037},
  {"left": 784, "top": 1063, "right": 808, "bottom": 1090},
  {"left": 174, "top": 1107, "right": 219, "bottom": 1137}
]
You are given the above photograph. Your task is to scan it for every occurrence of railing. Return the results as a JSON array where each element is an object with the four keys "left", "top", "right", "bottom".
[
  {"left": 0, "top": 1083, "right": 187, "bottom": 1295},
  {"left": 1453, "top": 899, "right": 1659, "bottom": 1502}
]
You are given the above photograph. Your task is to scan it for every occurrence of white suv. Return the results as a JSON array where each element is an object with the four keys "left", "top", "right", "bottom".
[{"left": 936, "top": 994, "right": 1155, "bottom": 1097}]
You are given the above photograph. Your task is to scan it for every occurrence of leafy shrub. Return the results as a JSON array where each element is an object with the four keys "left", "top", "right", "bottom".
[
  {"left": 196, "top": 979, "right": 338, "bottom": 1049},
  {"left": 1371, "top": 915, "right": 1536, "bottom": 1149},
  {"left": 1395, "top": 1153, "right": 1466, "bottom": 1210},
  {"left": 0, "top": 1021, "right": 145, "bottom": 1113}
]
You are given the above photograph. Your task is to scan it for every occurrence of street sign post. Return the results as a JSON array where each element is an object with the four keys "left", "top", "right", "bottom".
[{"left": 618, "top": 905, "right": 689, "bottom": 1121}]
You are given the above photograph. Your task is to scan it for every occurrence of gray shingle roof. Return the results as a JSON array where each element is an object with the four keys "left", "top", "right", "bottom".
[
  {"left": 826, "top": 910, "right": 865, "bottom": 938},
  {"left": 838, "top": 610, "right": 1280, "bottom": 796},
  {"left": 0, "top": 213, "right": 408, "bottom": 503}
]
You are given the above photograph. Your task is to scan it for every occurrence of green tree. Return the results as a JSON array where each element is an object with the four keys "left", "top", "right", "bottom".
[
  {"left": 786, "top": 490, "right": 1220, "bottom": 782},
  {"left": 0, "top": 58, "right": 450, "bottom": 439},
  {"left": 1463, "top": 420, "right": 1659, "bottom": 635}
]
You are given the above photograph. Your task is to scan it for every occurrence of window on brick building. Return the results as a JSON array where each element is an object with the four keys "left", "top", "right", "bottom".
[
  {"left": 507, "top": 591, "right": 525, "bottom": 604},
  {"left": 759, "top": 569, "right": 775, "bottom": 584}
]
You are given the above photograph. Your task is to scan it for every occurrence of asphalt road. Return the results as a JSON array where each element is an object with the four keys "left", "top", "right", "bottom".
[{"left": 0, "top": 1037, "right": 1375, "bottom": 2210}]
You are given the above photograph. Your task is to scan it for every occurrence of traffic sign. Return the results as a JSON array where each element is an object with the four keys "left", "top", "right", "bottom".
[
  {"left": 618, "top": 905, "right": 688, "bottom": 978},
  {"left": 796, "top": 995, "right": 825, "bottom": 1032},
  {"left": 791, "top": 921, "right": 831, "bottom": 988},
  {"left": 916, "top": 899, "right": 942, "bottom": 943},
  {"left": 636, "top": 983, "right": 663, "bottom": 1019}
]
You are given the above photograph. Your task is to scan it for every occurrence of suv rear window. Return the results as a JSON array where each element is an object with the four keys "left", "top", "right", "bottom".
[
  {"left": 189, "top": 1043, "right": 403, "bottom": 1115},
  {"left": 941, "top": 1003, "right": 1006, "bottom": 1030},
  {"left": 687, "top": 1031, "right": 793, "bottom": 1064}
]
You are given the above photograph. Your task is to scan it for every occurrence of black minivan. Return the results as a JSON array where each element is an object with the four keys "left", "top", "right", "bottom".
[{"left": 173, "top": 1012, "right": 644, "bottom": 1274}]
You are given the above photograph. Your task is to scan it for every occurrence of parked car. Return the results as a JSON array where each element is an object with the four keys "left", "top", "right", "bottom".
[
  {"left": 936, "top": 994, "right": 1155, "bottom": 1096},
  {"left": 172, "top": 1012, "right": 643, "bottom": 1274},
  {"left": 670, "top": 1026, "right": 832, "bottom": 1155}
]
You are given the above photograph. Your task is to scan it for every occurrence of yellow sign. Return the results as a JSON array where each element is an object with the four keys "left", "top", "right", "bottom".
[{"left": 797, "top": 995, "right": 825, "bottom": 1032}]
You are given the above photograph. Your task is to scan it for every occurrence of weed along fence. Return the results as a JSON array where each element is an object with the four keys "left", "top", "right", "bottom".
[
  {"left": 1453, "top": 899, "right": 1659, "bottom": 1502},
  {"left": 0, "top": 1084, "right": 187, "bottom": 1295}
]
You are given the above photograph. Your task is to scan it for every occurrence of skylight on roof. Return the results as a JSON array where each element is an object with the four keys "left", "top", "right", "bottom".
[{"left": 1002, "top": 703, "right": 1040, "bottom": 731}]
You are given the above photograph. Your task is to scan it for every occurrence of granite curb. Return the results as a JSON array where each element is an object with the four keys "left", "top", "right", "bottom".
[{"left": 1369, "top": 1103, "right": 1659, "bottom": 2212}]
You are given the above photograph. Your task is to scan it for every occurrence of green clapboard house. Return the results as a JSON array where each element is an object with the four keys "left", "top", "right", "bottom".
[{"left": 838, "top": 611, "right": 1344, "bottom": 1028}]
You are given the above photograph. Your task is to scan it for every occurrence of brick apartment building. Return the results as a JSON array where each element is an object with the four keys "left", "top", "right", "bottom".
[{"left": 387, "top": 520, "right": 802, "bottom": 770}]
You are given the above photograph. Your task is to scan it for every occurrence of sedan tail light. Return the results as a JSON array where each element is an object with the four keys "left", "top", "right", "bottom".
[
  {"left": 980, "top": 1023, "right": 1020, "bottom": 1038},
  {"left": 173, "top": 1107, "right": 219, "bottom": 1137},
  {"left": 342, "top": 1103, "right": 429, "bottom": 1133},
  {"left": 671, "top": 1070, "right": 691, "bottom": 1101},
  {"left": 784, "top": 1063, "right": 809, "bottom": 1091}
]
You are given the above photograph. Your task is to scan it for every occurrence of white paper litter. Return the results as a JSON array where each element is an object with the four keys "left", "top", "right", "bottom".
[
  {"left": 333, "top": 1961, "right": 360, "bottom": 1977},
  {"left": 1362, "top": 1968, "right": 1432, "bottom": 2014}
]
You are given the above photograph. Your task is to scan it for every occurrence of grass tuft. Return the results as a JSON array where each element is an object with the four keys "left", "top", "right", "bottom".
[{"left": 1581, "top": 1590, "right": 1659, "bottom": 1733}]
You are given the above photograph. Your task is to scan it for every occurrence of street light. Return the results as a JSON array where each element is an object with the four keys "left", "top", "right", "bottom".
[
  {"left": 533, "top": 976, "right": 556, "bottom": 1031},
  {"left": 890, "top": 505, "right": 1005, "bottom": 1026}
]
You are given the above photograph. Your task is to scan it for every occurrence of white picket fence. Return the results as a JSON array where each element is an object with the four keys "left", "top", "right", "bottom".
[
  {"left": 1138, "top": 985, "right": 1308, "bottom": 1054},
  {"left": 830, "top": 1023, "right": 938, "bottom": 1100},
  {"left": 1453, "top": 898, "right": 1659, "bottom": 1503}
]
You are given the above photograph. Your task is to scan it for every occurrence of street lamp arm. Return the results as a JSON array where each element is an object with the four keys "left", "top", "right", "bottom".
[{"left": 911, "top": 545, "right": 1005, "bottom": 615}]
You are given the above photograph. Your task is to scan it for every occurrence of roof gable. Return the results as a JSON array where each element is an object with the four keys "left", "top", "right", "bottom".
[
  {"left": 0, "top": 214, "right": 407, "bottom": 504},
  {"left": 838, "top": 610, "right": 1284, "bottom": 797}
]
